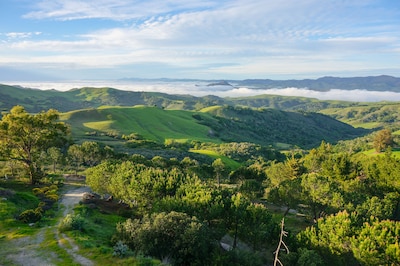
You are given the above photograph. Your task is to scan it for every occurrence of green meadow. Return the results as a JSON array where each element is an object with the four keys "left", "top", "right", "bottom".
[{"left": 60, "top": 106, "right": 219, "bottom": 144}]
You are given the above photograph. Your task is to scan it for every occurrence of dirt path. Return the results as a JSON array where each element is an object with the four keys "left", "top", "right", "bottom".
[
  {"left": 57, "top": 185, "right": 94, "bottom": 266},
  {"left": 2, "top": 185, "right": 94, "bottom": 266}
]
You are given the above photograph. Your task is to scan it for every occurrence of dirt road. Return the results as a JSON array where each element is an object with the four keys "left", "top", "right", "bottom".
[{"left": 2, "top": 185, "right": 94, "bottom": 266}]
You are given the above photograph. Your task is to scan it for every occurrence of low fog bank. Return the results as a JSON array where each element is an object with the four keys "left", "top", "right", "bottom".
[{"left": 5, "top": 80, "right": 400, "bottom": 102}]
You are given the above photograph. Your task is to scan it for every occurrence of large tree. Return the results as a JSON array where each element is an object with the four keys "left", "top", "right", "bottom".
[{"left": 0, "top": 106, "right": 69, "bottom": 184}]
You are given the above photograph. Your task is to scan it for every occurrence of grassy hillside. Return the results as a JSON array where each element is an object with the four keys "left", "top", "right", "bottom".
[
  {"left": 60, "top": 106, "right": 218, "bottom": 145},
  {"left": 0, "top": 85, "right": 224, "bottom": 113},
  {"left": 200, "top": 105, "right": 368, "bottom": 148},
  {"left": 226, "top": 94, "right": 358, "bottom": 112},
  {"left": 0, "top": 84, "right": 367, "bottom": 114},
  {"left": 319, "top": 102, "right": 400, "bottom": 129},
  {"left": 0, "top": 84, "right": 391, "bottom": 149},
  {"left": 59, "top": 105, "right": 368, "bottom": 150}
]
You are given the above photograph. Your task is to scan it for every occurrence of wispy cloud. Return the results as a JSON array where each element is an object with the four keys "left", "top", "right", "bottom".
[
  {"left": 3, "top": 32, "right": 42, "bottom": 39},
  {"left": 1, "top": 0, "right": 399, "bottom": 79},
  {"left": 23, "top": 0, "right": 222, "bottom": 21}
]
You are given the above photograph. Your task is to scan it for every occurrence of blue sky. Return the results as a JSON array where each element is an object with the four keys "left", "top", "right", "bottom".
[{"left": 0, "top": 0, "right": 399, "bottom": 81}]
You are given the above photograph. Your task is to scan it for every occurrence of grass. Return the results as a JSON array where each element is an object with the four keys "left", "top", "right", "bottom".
[
  {"left": 350, "top": 122, "right": 381, "bottom": 129},
  {"left": 190, "top": 149, "right": 241, "bottom": 170},
  {"left": 0, "top": 181, "right": 40, "bottom": 238},
  {"left": 65, "top": 200, "right": 162, "bottom": 265},
  {"left": 363, "top": 148, "right": 400, "bottom": 158},
  {"left": 60, "top": 106, "right": 220, "bottom": 145}
]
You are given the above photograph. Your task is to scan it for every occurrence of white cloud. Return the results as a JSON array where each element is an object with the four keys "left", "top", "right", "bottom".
[
  {"left": 23, "top": 0, "right": 221, "bottom": 21},
  {"left": 4, "top": 32, "right": 42, "bottom": 39},
  {"left": 1, "top": 0, "right": 399, "bottom": 79}
]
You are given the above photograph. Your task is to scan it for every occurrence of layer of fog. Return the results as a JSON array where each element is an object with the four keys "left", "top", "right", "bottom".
[{"left": 6, "top": 80, "right": 400, "bottom": 102}]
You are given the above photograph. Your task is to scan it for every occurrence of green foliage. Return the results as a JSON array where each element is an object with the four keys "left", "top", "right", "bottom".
[
  {"left": 373, "top": 128, "right": 393, "bottom": 152},
  {"left": 301, "top": 173, "right": 344, "bottom": 219},
  {"left": 114, "top": 211, "right": 217, "bottom": 265},
  {"left": 201, "top": 105, "right": 367, "bottom": 148},
  {"left": 112, "top": 240, "right": 132, "bottom": 258},
  {"left": 240, "top": 203, "right": 277, "bottom": 250},
  {"left": 58, "top": 213, "right": 86, "bottom": 232},
  {"left": 0, "top": 106, "right": 69, "bottom": 184},
  {"left": 297, "top": 211, "right": 358, "bottom": 265},
  {"left": 320, "top": 102, "right": 400, "bottom": 128},
  {"left": 355, "top": 193, "right": 400, "bottom": 221},
  {"left": 296, "top": 248, "right": 325, "bottom": 266},
  {"left": 18, "top": 207, "right": 43, "bottom": 223},
  {"left": 215, "top": 249, "right": 265, "bottom": 266},
  {"left": 351, "top": 219, "right": 400, "bottom": 265}
]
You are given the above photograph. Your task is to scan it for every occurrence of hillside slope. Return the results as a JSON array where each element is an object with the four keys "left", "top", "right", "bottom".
[
  {"left": 200, "top": 106, "right": 368, "bottom": 148},
  {"left": 0, "top": 85, "right": 225, "bottom": 113},
  {"left": 60, "top": 105, "right": 368, "bottom": 149}
]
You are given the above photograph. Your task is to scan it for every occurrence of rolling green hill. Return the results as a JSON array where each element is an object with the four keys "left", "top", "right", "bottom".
[
  {"left": 0, "top": 84, "right": 389, "bottom": 149},
  {"left": 319, "top": 102, "right": 400, "bottom": 129},
  {"left": 199, "top": 105, "right": 368, "bottom": 148},
  {"left": 60, "top": 106, "right": 218, "bottom": 144},
  {"left": 59, "top": 105, "right": 368, "bottom": 149},
  {"left": 0, "top": 85, "right": 225, "bottom": 113},
  {"left": 0, "top": 84, "right": 363, "bottom": 114}
]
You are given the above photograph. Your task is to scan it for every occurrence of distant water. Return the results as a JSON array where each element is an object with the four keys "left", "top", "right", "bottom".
[{"left": 4, "top": 80, "right": 400, "bottom": 102}]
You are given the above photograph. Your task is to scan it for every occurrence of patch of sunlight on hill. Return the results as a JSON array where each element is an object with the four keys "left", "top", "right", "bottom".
[
  {"left": 83, "top": 121, "right": 114, "bottom": 131},
  {"left": 350, "top": 122, "right": 380, "bottom": 129},
  {"left": 190, "top": 149, "right": 241, "bottom": 169},
  {"left": 199, "top": 106, "right": 222, "bottom": 112},
  {"left": 363, "top": 148, "right": 400, "bottom": 158},
  {"left": 165, "top": 138, "right": 189, "bottom": 144},
  {"left": 392, "top": 130, "right": 400, "bottom": 135}
]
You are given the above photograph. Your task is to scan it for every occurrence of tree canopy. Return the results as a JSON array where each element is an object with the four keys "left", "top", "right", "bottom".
[{"left": 0, "top": 106, "right": 69, "bottom": 184}]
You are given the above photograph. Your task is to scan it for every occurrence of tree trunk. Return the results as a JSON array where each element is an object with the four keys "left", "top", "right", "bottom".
[{"left": 283, "top": 206, "right": 291, "bottom": 217}]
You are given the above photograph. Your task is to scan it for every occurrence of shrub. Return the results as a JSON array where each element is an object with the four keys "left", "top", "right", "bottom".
[
  {"left": 18, "top": 207, "right": 43, "bottom": 223},
  {"left": 59, "top": 214, "right": 86, "bottom": 232},
  {"left": 113, "top": 241, "right": 131, "bottom": 258},
  {"left": 32, "top": 187, "right": 44, "bottom": 197},
  {"left": 44, "top": 193, "right": 59, "bottom": 202},
  {"left": 114, "top": 211, "right": 217, "bottom": 265}
]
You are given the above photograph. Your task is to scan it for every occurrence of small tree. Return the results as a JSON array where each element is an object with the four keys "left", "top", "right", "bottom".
[
  {"left": 67, "top": 144, "right": 84, "bottom": 175},
  {"left": 115, "top": 211, "right": 216, "bottom": 265},
  {"left": 47, "top": 147, "right": 63, "bottom": 173},
  {"left": 373, "top": 128, "right": 393, "bottom": 152},
  {"left": 212, "top": 158, "right": 225, "bottom": 187}
]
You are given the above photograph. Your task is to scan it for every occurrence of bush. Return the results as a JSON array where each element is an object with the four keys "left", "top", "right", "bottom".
[
  {"left": 113, "top": 241, "right": 131, "bottom": 258},
  {"left": 18, "top": 207, "right": 43, "bottom": 223},
  {"left": 114, "top": 211, "right": 217, "bottom": 265},
  {"left": 59, "top": 214, "right": 86, "bottom": 232}
]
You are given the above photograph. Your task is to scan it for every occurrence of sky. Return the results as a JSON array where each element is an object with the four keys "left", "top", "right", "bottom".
[{"left": 0, "top": 0, "right": 399, "bottom": 82}]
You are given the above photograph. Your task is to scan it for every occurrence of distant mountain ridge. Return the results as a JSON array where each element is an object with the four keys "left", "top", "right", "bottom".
[
  {"left": 235, "top": 75, "right": 400, "bottom": 92},
  {"left": 0, "top": 83, "right": 354, "bottom": 113},
  {"left": 121, "top": 75, "right": 400, "bottom": 92}
]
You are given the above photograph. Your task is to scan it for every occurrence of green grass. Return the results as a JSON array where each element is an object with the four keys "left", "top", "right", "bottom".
[
  {"left": 60, "top": 106, "right": 220, "bottom": 145},
  {"left": 0, "top": 181, "right": 41, "bottom": 238},
  {"left": 190, "top": 149, "right": 241, "bottom": 170},
  {"left": 66, "top": 202, "right": 161, "bottom": 265},
  {"left": 350, "top": 122, "right": 381, "bottom": 129},
  {"left": 363, "top": 148, "right": 400, "bottom": 158}
]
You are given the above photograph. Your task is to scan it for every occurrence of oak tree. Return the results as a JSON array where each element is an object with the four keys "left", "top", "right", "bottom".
[{"left": 0, "top": 106, "right": 69, "bottom": 184}]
